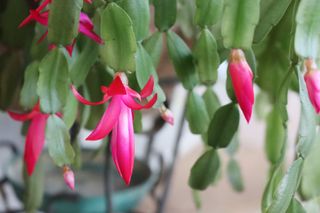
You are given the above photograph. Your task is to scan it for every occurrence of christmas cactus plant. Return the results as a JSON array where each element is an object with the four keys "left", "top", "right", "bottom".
[{"left": 1, "top": 0, "right": 320, "bottom": 212}]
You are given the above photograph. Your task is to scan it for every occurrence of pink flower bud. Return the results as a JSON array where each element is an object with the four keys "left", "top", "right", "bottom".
[
  {"left": 63, "top": 166, "right": 75, "bottom": 191},
  {"left": 229, "top": 49, "right": 254, "bottom": 122},
  {"left": 304, "top": 59, "right": 320, "bottom": 113},
  {"left": 159, "top": 105, "right": 174, "bottom": 125}
]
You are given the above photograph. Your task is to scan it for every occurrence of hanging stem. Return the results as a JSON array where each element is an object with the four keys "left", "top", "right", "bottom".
[{"left": 157, "top": 93, "right": 189, "bottom": 213}]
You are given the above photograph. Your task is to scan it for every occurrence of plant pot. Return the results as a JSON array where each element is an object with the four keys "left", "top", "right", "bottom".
[{"left": 6, "top": 150, "right": 157, "bottom": 213}]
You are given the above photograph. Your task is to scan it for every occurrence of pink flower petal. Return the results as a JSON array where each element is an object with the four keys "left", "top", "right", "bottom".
[
  {"left": 111, "top": 102, "right": 134, "bottom": 185},
  {"left": 86, "top": 96, "right": 122, "bottom": 140},
  {"left": 79, "top": 13, "right": 94, "bottom": 30},
  {"left": 8, "top": 110, "right": 38, "bottom": 122},
  {"left": 107, "top": 76, "right": 127, "bottom": 96},
  {"left": 71, "top": 85, "right": 109, "bottom": 106},
  {"left": 122, "top": 94, "right": 157, "bottom": 110},
  {"left": 24, "top": 114, "right": 49, "bottom": 176},
  {"left": 140, "top": 76, "right": 154, "bottom": 98},
  {"left": 79, "top": 24, "right": 103, "bottom": 44}
]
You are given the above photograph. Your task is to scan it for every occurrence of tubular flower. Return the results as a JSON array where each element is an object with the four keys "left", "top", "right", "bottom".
[
  {"left": 71, "top": 73, "right": 157, "bottom": 184},
  {"left": 228, "top": 49, "right": 254, "bottom": 122},
  {"left": 8, "top": 103, "right": 49, "bottom": 176},
  {"left": 19, "top": 0, "right": 103, "bottom": 56},
  {"left": 304, "top": 59, "right": 320, "bottom": 113}
]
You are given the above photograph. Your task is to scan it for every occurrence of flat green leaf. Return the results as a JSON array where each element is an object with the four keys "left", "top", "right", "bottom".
[
  {"left": 0, "top": 0, "right": 33, "bottom": 47},
  {"left": 267, "top": 158, "right": 304, "bottom": 213},
  {"left": 207, "top": 103, "right": 240, "bottom": 148},
  {"left": 48, "top": 0, "right": 83, "bottom": 45},
  {"left": 296, "top": 70, "right": 316, "bottom": 158},
  {"left": 254, "top": 0, "right": 292, "bottom": 43},
  {"left": 135, "top": 43, "right": 166, "bottom": 107},
  {"left": 70, "top": 39, "right": 98, "bottom": 87},
  {"left": 166, "top": 30, "right": 198, "bottom": 89},
  {"left": 193, "top": 29, "right": 220, "bottom": 85},
  {"left": 286, "top": 198, "right": 306, "bottom": 213},
  {"left": 265, "top": 107, "right": 285, "bottom": 164},
  {"left": 189, "top": 149, "right": 220, "bottom": 190},
  {"left": 46, "top": 115, "right": 75, "bottom": 167},
  {"left": 300, "top": 131, "right": 320, "bottom": 200},
  {"left": 38, "top": 49, "right": 69, "bottom": 113},
  {"left": 142, "top": 32, "right": 163, "bottom": 67},
  {"left": 195, "top": 0, "right": 223, "bottom": 28},
  {"left": 186, "top": 91, "right": 210, "bottom": 134},
  {"left": 63, "top": 90, "right": 78, "bottom": 129},
  {"left": 20, "top": 61, "right": 39, "bottom": 110},
  {"left": 100, "top": 3, "right": 137, "bottom": 72},
  {"left": 221, "top": 0, "right": 260, "bottom": 49},
  {"left": 153, "top": 0, "right": 177, "bottom": 31},
  {"left": 227, "top": 159, "right": 244, "bottom": 192},
  {"left": 202, "top": 87, "right": 220, "bottom": 119},
  {"left": 118, "top": 0, "right": 150, "bottom": 41},
  {"left": 295, "top": 0, "right": 320, "bottom": 58},
  {"left": 23, "top": 159, "right": 44, "bottom": 213},
  {"left": 226, "top": 133, "right": 240, "bottom": 156}
]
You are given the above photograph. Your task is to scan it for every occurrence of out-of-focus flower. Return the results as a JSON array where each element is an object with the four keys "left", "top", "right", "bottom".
[
  {"left": 159, "top": 105, "right": 174, "bottom": 125},
  {"left": 8, "top": 103, "right": 49, "bottom": 175},
  {"left": 63, "top": 165, "right": 75, "bottom": 190},
  {"left": 304, "top": 59, "right": 320, "bottom": 113}
]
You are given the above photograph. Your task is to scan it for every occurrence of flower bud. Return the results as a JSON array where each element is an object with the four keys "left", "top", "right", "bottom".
[
  {"left": 159, "top": 105, "right": 174, "bottom": 125},
  {"left": 228, "top": 49, "right": 254, "bottom": 122},
  {"left": 63, "top": 165, "right": 75, "bottom": 191},
  {"left": 304, "top": 59, "right": 320, "bottom": 113}
]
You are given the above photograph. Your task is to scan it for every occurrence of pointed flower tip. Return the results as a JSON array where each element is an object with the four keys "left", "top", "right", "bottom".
[
  {"left": 63, "top": 166, "right": 75, "bottom": 191},
  {"left": 304, "top": 60, "right": 320, "bottom": 114},
  {"left": 159, "top": 106, "right": 174, "bottom": 125}
]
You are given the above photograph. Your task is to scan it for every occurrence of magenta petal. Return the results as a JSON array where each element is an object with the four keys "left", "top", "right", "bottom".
[
  {"left": 37, "top": 30, "right": 48, "bottom": 44},
  {"left": 140, "top": 76, "right": 154, "bottom": 98},
  {"left": 86, "top": 97, "right": 122, "bottom": 140},
  {"left": 79, "top": 24, "right": 103, "bottom": 44},
  {"left": 8, "top": 110, "right": 38, "bottom": 122},
  {"left": 122, "top": 94, "right": 157, "bottom": 110},
  {"left": 305, "top": 71, "right": 320, "bottom": 113},
  {"left": 79, "top": 12, "right": 94, "bottom": 30},
  {"left": 24, "top": 114, "right": 48, "bottom": 176},
  {"left": 71, "top": 85, "right": 108, "bottom": 106},
  {"left": 111, "top": 102, "right": 134, "bottom": 185},
  {"left": 107, "top": 76, "right": 127, "bottom": 96}
]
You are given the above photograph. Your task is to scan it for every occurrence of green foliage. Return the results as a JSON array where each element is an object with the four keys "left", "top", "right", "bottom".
[
  {"left": 207, "top": 103, "right": 240, "bottom": 148},
  {"left": 142, "top": 32, "right": 163, "bottom": 67},
  {"left": 153, "top": 0, "right": 177, "bottom": 31},
  {"left": 194, "top": 0, "right": 223, "bottom": 28},
  {"left": 118, "top": 0, "right": 150, "bottom": 41},
  {"left": 100, "top": 3, "right": 137, "bottom": 72},
  {"left": 295, "top": 0, "right": 320, "bottom": 59},
  {"left": 48, "top": 0, "right": 83, "bottom": 45},
  {"left": 23, "top": 161, "right": 44, "bottom": 213},
  {"left": 189, "top": 149, "right": 220, "bottom": 190},
  {"left": 46, "top": 115, "right": 75, "bottom": 167},
  {"left": 193, "top": 28, "right": 220, "bottom": 85},
  {"left": 186, "top": 91, "right": 210, "bottom": 134},
  {"left": 20, "top": 61, "right": 40, "bottom": 110},
  {"left": 222, "top": 0, "right": 260, "bottom": 49},
  {"left": 38, "top": 49, "right": 69, "bottom": 113},
  {"left": 227, "top": 159, "right": 244, "bottom": 192},
  {"left": 166, "top": 30, "right": 198, "bottom": 89}
]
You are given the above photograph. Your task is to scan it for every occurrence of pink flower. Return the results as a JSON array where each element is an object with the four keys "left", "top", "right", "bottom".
[
  {"left": 159, "top": 105, "right": 174, "bottom": 125},
  {"left": 228, "top": 49, "right": 254, "bottom": 122},
  {"left": 304, "top": 59, "right": 320, "bottom": 113},
  {"left": 8, "top": 103, "right": 49, "bottom": 176},
  {"left": 63, "top": 165, "right": 75, "bottom": 191},
  {"left": 71, "top": 73, "right": 157, "bottom": 184},
  {"left": 19, "top": 0, "right": 103, "bottom": 56}
]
